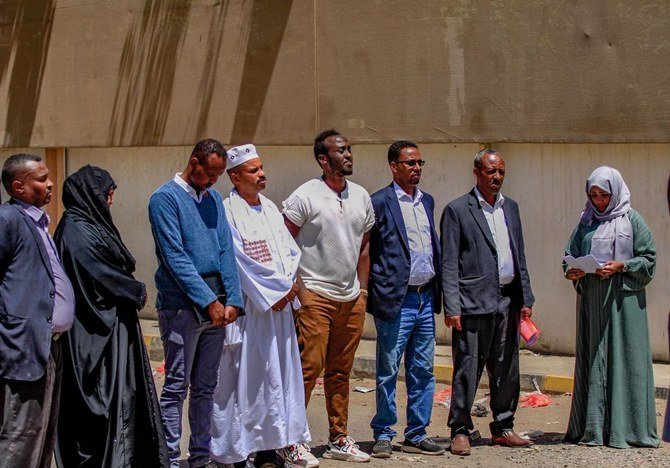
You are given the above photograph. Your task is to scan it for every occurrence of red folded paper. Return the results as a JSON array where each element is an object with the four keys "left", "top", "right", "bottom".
[{"left": 520, "top": 317, "right": 541, "bottom": 346}]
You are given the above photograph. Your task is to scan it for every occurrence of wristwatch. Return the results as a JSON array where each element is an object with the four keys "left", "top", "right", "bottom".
[{"left": 622, "top": 262, "right": 629, "bottom": 273}]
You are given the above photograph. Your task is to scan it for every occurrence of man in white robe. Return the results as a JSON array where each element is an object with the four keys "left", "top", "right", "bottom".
[{"left": 210, "top": 144, "right": 313, "bottom": 468}]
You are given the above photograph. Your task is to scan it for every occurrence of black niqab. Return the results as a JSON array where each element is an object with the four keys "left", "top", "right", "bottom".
[
  {"left": 54, "top": 165, "right": 169, "bottom": 467},
  {"left": 61, "top": 164, "right": 136, "bottom": 272}
]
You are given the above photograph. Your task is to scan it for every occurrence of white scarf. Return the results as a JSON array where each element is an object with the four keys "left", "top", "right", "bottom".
[
  {"left": 223, "top": 190, "right": 301, "bottom": 344},
  {"left": 580, "top": 166, "right": 633, "bottom": 262}
]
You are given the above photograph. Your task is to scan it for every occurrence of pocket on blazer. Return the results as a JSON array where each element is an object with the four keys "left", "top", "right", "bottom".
[
  {"left": 0, "top": 313, "right": 27, "bottom": 336},
  {"left": 458, "top": 275, "right": 486, "bottom": 294}
]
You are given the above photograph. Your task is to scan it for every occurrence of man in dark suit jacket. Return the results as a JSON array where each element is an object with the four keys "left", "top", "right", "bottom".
[
  {"left": 440, "top": 149, "right": 535, "bottom": 456},
  {"left": 368, "top": 141, "right": 444, "bottom": 458},
  {"left": 0, "top": 154, "right": 75, "bottom": 467}
]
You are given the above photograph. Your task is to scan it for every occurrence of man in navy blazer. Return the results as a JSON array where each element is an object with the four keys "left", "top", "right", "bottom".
[
  {"left": 0, "top": 154, "right": 75, "bottom": 467},
  {"left": 367, "top": 141, "right": 444, "bottom": 458},
  {"left": 440, "top": 149, "right": 534, "bottom": 456}
]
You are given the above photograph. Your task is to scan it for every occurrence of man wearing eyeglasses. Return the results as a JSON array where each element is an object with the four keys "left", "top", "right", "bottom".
[
  {"left": 367, "top": 141, "right": 444, "bottom": 458},
  {"left": 148, "top": 139, "right": 244, "bottom": 467}
]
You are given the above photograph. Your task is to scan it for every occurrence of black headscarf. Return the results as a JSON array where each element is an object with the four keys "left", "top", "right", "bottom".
[{"left": 61, "top": 165, "right": 136, "bottom": 272}]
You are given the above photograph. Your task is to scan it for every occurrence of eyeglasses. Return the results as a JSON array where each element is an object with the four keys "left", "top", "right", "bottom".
[{"left": 395, "top": 159, "right": 426, "bottom": 167}]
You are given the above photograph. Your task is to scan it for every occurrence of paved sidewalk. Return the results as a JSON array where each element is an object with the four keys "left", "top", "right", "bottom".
[{"left": 140, "top": 319, "right": 670, "bottom": 399}]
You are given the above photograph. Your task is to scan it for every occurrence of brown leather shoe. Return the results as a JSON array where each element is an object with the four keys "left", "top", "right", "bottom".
[
  {"left": 450, "top": 434, "right": 471, "bottom": 456},
  {"left": 491, "top": 430, "right": 532, "bottom": 447}
]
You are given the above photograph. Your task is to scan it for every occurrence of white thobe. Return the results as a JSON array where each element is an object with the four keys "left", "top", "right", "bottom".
[{"left": 210, "top": 190, "right": 310, "bottom": 464}]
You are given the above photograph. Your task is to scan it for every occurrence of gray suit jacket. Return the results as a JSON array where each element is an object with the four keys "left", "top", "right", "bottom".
[
  {"left": 440, "top": 189, "right": 534, "bottom": 316},
  {"left": 0, "top": 202, "right": 56, "bottom": 381}
]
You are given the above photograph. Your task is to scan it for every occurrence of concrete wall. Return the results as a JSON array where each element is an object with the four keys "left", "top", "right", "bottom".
[
  {"left": 4, "top": 1, "right": 670, "bottom": 147},
  {"left": 64, "top": 143, "right": 670, "bottom": 361}
]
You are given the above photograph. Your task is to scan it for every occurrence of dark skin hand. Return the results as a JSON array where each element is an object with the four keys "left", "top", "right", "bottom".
[
  {"left": 596, "top": 261, "right": 625, "bottom": 278},
  {"left": 208, "top": 301, "right": 239, "bottom": 327},
  {"left": 566, "top": 268, "right": 586, "bottom": 281},
  {"left": 272, "top": 282, "right": 300, "bottom": 312},
  {"left": 567, "top": 260, "right": 625, "bottom": 281}
]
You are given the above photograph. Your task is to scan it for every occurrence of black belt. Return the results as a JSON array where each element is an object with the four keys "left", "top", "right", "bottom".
[{"left": 407, "top": 282, "right": 432, "bottom": 293}]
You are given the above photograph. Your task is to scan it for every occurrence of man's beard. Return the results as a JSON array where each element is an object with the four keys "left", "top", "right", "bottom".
[{"left": 330, "top": 160, "right": 353, "bottom": 176}]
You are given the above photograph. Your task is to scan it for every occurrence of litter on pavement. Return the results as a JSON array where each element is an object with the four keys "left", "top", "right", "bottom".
[
  {"left": 433, "top": 386, "right": 452, "bottom": 408},
  {"left": 519, "top": 392, "right": 552, "bottom": 408},
  {"left": 353, "top": 386, "right": 375, "bottom": 393}
]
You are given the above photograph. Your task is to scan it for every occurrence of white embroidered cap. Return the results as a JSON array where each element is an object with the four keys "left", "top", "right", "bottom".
[{"left": 227, "top": 144, "right": 259, "bottom": 170}]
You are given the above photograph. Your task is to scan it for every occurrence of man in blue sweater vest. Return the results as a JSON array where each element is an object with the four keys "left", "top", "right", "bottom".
[{"left": 148, "top": 139, "right": 243, "bottom": 468}]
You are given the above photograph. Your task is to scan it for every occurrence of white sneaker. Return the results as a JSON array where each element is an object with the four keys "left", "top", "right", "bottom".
[
  {"left": 297, "top": 444, "right": 320, "bottom": 468},
  {"left": 276, "top": 445, "right": 308, "bottom": 468},
  {"left": 323, "top": 436, "right": 370, "bottom": 463}
]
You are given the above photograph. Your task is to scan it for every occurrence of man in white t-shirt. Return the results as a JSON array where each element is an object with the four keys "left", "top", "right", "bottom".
[{"left": 283, "top": 129, "right": 375, "bottom": 463}]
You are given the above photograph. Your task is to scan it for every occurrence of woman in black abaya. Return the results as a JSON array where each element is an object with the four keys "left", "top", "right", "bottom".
[{"left": 54, "top": 165, "right": 169, "bottom": 467}]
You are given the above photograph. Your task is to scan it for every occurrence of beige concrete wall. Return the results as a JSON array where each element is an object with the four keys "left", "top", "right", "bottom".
[
  {"left": 64, "top": 143, "right": 670, "bottom": 361},
  {"left": 4, "top": 1, "right": 670, "bottom": 147}
]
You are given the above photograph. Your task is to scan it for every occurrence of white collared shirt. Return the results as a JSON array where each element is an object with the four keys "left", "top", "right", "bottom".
[
  {"left": 393, "top": 182, "right": 435, "bottom": 286},
  {"left": 174, "top": 173, "right": 206, "bottom": 203},
  {"left": 474, "top": 187, "right": 515, "bottom": 285}
]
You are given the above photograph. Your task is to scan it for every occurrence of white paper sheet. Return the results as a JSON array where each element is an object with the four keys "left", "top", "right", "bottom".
[{"left": 563, "top": 254, "right": 604, "bottom": 274}]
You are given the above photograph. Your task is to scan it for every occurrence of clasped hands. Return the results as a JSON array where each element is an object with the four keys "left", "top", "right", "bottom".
[
  {"left": 567, "top": 260, "right": 625, "bottom": 281},
  {"left": 207, "top": 300, "right": 239, "bottom": 327},
  {"left": 271, "top": 282, "right": 300, "bottom": 312}
]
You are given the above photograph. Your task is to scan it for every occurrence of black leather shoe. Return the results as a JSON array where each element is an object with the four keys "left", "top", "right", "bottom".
[{"left": 401, "top": 438, "right": 446, "bottom": 455}]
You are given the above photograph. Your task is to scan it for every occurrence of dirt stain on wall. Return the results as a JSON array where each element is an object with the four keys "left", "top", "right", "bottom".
[{"left": 0, "top": 0, "right": 56, "bottom": 147}]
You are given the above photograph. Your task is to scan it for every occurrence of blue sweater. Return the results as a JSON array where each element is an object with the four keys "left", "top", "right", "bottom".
[{"left": 148, "top": 180, "right": 243, "bottom": 311}]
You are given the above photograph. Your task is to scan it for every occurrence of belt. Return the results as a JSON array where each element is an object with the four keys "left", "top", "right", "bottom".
[
  {"left": 407, "top": 282, "right": 432, "bottom": 293},
  {"left": 52, "top": 332, "right": 62, "bottom": 342}
]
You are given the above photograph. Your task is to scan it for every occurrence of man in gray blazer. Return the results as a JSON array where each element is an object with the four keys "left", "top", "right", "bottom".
[
  {"left": 0, "top": 154, "right": 75, "bottom": 467},
  {"left": 440, "top": 149, "right": 534, "bottom": 456}
]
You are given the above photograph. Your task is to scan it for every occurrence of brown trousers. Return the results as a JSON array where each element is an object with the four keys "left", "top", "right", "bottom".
[{"left": 295, "top": 288, "right": 366, "bottom": 441}]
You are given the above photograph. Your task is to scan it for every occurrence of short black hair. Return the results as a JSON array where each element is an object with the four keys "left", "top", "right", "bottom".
[
  {"left": 2, "top": 153, "right": 43, "bottom": 194},
  {"left": 388, "top": 140, "right": 418, "bottom": 164},
  {"left": 313, "top": 129, "right": 341, "bottom": 162},
  {"left": 191, "top": 139, "right": 226, "bottom": 165}
]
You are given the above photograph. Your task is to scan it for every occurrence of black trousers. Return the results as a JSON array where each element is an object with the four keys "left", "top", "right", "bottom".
[
  {"left": 448, "top": 292, "right": 520, "bottom": 437},
  {"left": 0, "top": 338, "right": 63, "bottom": 468}
]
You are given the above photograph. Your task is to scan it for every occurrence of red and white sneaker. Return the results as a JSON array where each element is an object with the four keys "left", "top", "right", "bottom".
[
  {"left": 297, "top": 444, "right": 320, "bottom": 468},
  {"left": 276, "top": 445, "right": 308, "bottom": 468},
  {"left": 323, "top": 436, "right": 370, "bottom": 463}
]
